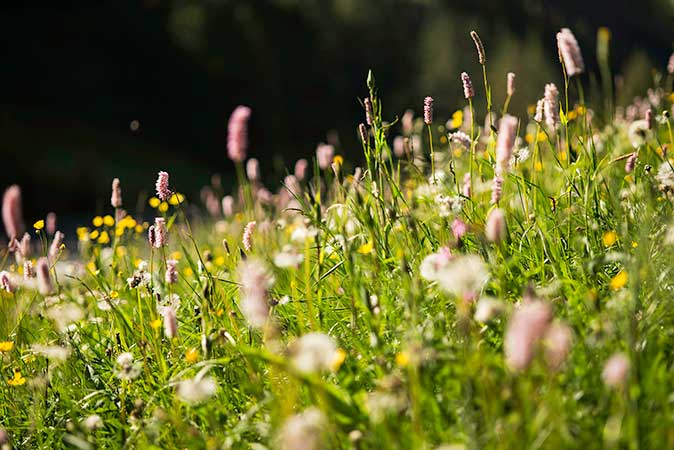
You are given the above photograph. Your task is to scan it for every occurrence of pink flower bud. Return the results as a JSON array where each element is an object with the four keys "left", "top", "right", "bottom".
[
  {"left": 461, "top": 72, "right": 474, "bottom": 99},
  {"left": 165, "top": 259, "right": 178, "bottom": 284},
  {"left": 2, "top": 185, "right": 24, "bottom": 240},
  {"left": 423, "top": 97, "right": 433, "bottom": 125},
  {"left": 36, "top": 257, "right": 53, "bottom": 296},
  {"left": 246, "top": 158, "right": 260, "bottom": 181},
  {"left": 506, "top": 72, "right": 516, "bottom": 97},
  {"left": 227, "top": 105, "right": 252, "bottom": 163},
  {"left": 46, "top": 212, "right": 57, "bottom": 235},
  {"left": 155, "top": 171, "right": 171, "bottom": 201},
  {"left": 111, "top": 178, "right": 123, "bottom": 208},
  {"left": 602, "top": 353, "right": 630, "bottom": 388},
  {"left": 505, "top": 300, "right": 552, "bottom": 371},
  {"left": 294, "top": 159, "right": 309, "bottom": 181},
  {"left": 485, "top": 207, "right": 506, "bottom": 243},
  {"left": 242, "top": 221, "right": 256, "bottom": 252},
  {"left": 316, "top": 144, "right": 334, "bottom": 170}
]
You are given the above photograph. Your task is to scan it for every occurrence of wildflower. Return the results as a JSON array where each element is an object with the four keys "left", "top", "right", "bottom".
[
  {"left": 111, "top": 178, "right": 122, "bottom": 208},
  {"left": 242, "top": 221, "right": 256, "bottom": 252},
  {"left": 359, "top": 123, "right": 368, "bottom": 144},
  {"left": 470, "top": 30, "right": 486, "bottom": 65},
  {"left": 163, "top": 306, "right": 178, "bottom": 339},
  {"left": 246, "top": 158, "right": 260, "bottom": 181},
  {"left": 495, "top": 114, "right": 518, "bottom": 175},
  {"left": 149, "top": 217, "right": 167, "bottom": 248},
  {"left": 36, "top": 257, "right": 53, "bottom": 296},
  {"left": 23, "top": 260, "right": 35, "bottom": 279},
  {"left": 227, "top": 105, "right": 252, "bottom": 163},
  {"left": 423, "top": 96, "right": 433, "bottom": 125},
  {"left": 276, "top": 408, "right": 327, "bottom": 450},
  {"left": 544, "top": 322, "right": 573, "bottom": 369},
  {"left": 609, "top": 270, "right": 628, "bottom": 290},
  {"left": 451, "top": 218, "right": 467, "bottom": 240},
  {"left": 506, "top": 72, "right": 516, "bottom": 97},
  {"left": 668, "top": 53, "right": 674, "bottom": 74},
  {"left": 364, "top": 97, "right": 374, "bottom": 126},
  {"left": 0, "top": 271, "right": 13, "bottom": 293},
  {"left": 435, "top": 254, "right": 488, "bottom": 301},
  {"left": 393, "top": 136, "right": 405, "bottom": 158},
  {"left": 165, "top": 259, "right": 178, "bottom": 284},
  {"left": 7, "top": 368, "right": 26, "bottom": 386},
  {"left": 449, "top": 131, "right": 471, "bottom": 149},
  {"left": 290, "top": 332, "right": 338, "bottom": 373},
  {"left": 544, "top": 83, "right": 559, "bottom": 129},
  {"left": 0, "top": 342, "right": 13, "bottom": 352},
  {"left": 49, "top": 231, "right": 64, "bottom": 262},
  {"left": 419, "top": 247, "right": 453, "bottom": 281},
  {"left": 222, "top": 195, "right": 234, "bottom": 217},
  {"left": 115, "top": 352, "right": 141, "bottom": 380},
  {"left": 33, "top": 220, "right": 44, "bottom": 231},
  {"left": 602, "top": 352, "right": 630, "bottom": 388},
  {"left": 461, "top": 72, "right": 474, "bottom": 99},
  {"left": 646, "top": 108, "right": 653, "bottom": 130},
  {"left": 504, "top": 300, "right": 552, "bottom": 371},
  {"left": 485, "top": 208, "right": 506, "bottom": 243},
  {"left": 177, "top": 372, "right": 218, "bottom": 404},
  {"left": 357, "top": 241, "right": 374, "bottom": 255},
  {"left": 316, "top": 143, "right": 335, "bottom": 170},
  {"left": 155, "top": 171, "right": 171, "bottom": 201},
  {"left": 185, "top": 347, "right": 199, "bottom": 364},
  {"left": 294, "top": 158, "right": 309, "bottom": 181},
  {"left": 273, "top": 245, "right": 304, "bottom": 268},
  {"left": 83, "top": 415, "right": 103, "bottom": 432},
  {"left": 656, "top": 162, "right": 674, "bottom": 194},
  {"left": 534, "top": 98, "right": 544, "bottom": 122},
  {"left": 556, "top": 28, "right": 584, "bottom": 76},
  {"left": 602, "top": 230, "right": 617, "bottom": 247},
  {"left": 401, "top": 109, "right": 414, "bottom": 135},
  {"left": 46, "top": 212, "right": 57, "bottom": 235},
  {"left": 2, "top": 185, "right": 24, "bottom": 240},
  {"left": 474, "top": 298, "right": 504, "bottom": 322},
  {"left": 628, "top": 120, "right": 649, "bottom": 148},
  {"left": 237, "top": 258, "right": 273, "bottom": 328}
]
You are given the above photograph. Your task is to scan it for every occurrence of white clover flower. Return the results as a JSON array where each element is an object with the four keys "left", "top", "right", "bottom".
[
  {"left": 82, "top": 414, "right": 103, "bottom": 432},
  {"left": 628, "top": 119, "right": 649, "bottom": 148},
  {"left": 473, "top": 297, "right": 504, "bottom": 323},
  {"left": 290, "top": 332, "right": 338, "bottom": 374},
  {"left": 274, "top": 245, "right": 305, "bottom": 269},
  {"left": 177, "top": 372, "right": 218, "bottom": 404},
  {"left": 115, "top": 352, "right": 141, "bottom": 380},
  {"left": 435, "top": 254, "right": 488, "bottom": 300},
  {"left": 419, "top": 247, "right": 453, "bottom": 281},
  {"left": 276, "top": 408, "right": 327, "bottom": 450}
]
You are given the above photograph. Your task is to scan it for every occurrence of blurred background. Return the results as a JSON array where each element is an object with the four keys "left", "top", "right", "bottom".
[{"left": 1, "top": 0, "right": 673, "bottom": 229}]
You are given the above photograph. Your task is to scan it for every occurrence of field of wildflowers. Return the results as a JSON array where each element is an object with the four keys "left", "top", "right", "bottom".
[{"left": 2, "top": 27, "right": 674, "bottom": 449}]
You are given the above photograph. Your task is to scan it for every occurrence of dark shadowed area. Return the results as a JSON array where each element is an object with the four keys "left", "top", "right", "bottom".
[{"left": 1, "top": 0, "right": 672, "bottom": 232}]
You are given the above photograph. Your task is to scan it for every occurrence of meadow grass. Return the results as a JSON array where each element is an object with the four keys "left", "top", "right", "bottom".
[{"left": 1, "top": 28, "right": 674, "bottom": 450}]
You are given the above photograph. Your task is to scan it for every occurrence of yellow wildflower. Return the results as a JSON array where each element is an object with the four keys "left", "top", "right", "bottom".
[
  {"left": 395, "top": 351, "right": 410, "bottom": 368},
  {"left": 76, "top": 227, "right": 89, "bottom": 241},
  {"left": 331, "top": 348, "right": 347, "bottom": 371},
  {"left": 92, "top": 216, "right": 103, "bottom": 227},
  {"left": 357, "top": 241, "right": 374, "bottom": 255},
  {"left": 7, "top": 369, "right": 26, "bottom": 386},
  {"left": 185, "top": 348, "right": 199, "bottom": 364},
  {"left": 333, "top": 155, "right": 344, "bottom": 166},
  {"left": 148, "top": 197, "right": 161, "bottom": 208},
  {"left": 110, "top": 291, "right": 119, "bottom": 299},
  {"left": 150, "top": 319, "right": 162, "bottom": 330},
  {"left": 170, "top": 251, "right": 183, "bottom": 260},
  {"left": 450, "top": 110, "right": 463, "bottom": 129},
  {"left": 97, "top": 231, "right": 110, "bottom": 245},
  {"left": 103, "top": 215, "right": 115, "bottom": 227},
  {"left": 168, "top": 193, "right": 185, "bottom": 206},
  {"left": 134, "top": 224, "right": 144, "bottom": 234},
  {"left": 602, "top": 231, "right": 617, "bottom": 247},
  {"left": 0, "top": 341, "right": 14, "bottom": 352},
  {"left": 609, "top": 270, "right": 628, "bottom": 291},
  {"left": 158, "top": 202, "right": 169, "bottom": 213},
  {"left": 33, "top": 220, "right": 45, "bottom": 230}
]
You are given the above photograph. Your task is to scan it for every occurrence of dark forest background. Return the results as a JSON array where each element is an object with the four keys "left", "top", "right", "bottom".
[{"left": 1, "top": 0, "right": 673, "bottom": 225}]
